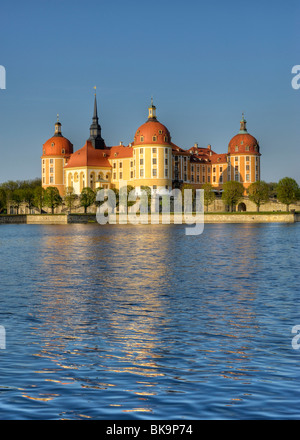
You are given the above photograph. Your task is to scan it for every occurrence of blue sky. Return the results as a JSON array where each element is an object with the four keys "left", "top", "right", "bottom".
[{"left": 0, "top": 0, "right": 299, "bottom": 183}]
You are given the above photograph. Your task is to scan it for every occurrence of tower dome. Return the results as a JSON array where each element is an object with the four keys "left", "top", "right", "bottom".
[
  {"left": 133, "top": 99, "right": 171, "bottom": 145},
  {"left": 42, "top": 116, "right": 73, "bottom": 156},
  {"left": 228, "top": 114, "right": 260, "bottom": 155}
]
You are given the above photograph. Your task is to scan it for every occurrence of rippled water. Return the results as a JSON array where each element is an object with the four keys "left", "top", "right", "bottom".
[{"left": 0, "top": 222, "right": 300, "bottom": 419}]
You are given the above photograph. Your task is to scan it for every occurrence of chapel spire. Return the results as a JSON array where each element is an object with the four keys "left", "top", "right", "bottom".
[{"left": 88, "top": 88, "right": 105, "bottom": 149}]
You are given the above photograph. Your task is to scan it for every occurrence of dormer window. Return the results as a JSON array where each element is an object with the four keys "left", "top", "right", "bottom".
[
  {"left": 140, "top": 136, "right": 144, "bottom": 142},
  {"left": 235, "top": 146, "right": 239, "bottom": 152},
  {"left": 152, "top": 136, "right": 157, "bottom": 142},
  {"left": 62, "top": 149, "right": 65, "bottom": 154}
]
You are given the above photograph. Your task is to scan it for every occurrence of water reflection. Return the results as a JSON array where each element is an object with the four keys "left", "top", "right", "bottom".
[{"left": 0, "top": 223, "right": 300, "bottom": 418}]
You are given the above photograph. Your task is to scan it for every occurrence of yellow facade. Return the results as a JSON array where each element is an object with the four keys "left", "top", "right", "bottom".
[{"left": 41, "top": 102, "right": 261, "bottom": 198}]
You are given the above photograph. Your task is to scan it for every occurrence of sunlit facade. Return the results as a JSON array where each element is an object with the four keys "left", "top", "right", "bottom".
[{"left": 41, "top": 97, "right": 261, "bottom": 197}]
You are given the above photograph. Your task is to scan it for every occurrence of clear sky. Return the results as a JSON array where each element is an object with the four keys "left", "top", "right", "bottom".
[{"left": 0, "top": 0, "right": 299, "bottom": 184}]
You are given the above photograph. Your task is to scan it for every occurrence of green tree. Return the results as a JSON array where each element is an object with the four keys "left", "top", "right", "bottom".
[
  {"left": 44, "top": 187, "right": 62, "bottom": 214},
  {"left": 202, "top": 183, "right": 216, "bottom": 212},
  {"left": 80, "top": 187, "right": 96, "bottom": 213},
  {"left": 0, "top": 188, "right": 7, "bottom": 213},
  {"left": 33, "top": 186, "right": 45, "bottom": 214},
  {"left": 248, "top": 181, "right": 269, "bottom": 212},
  {"left": 276, "top": 177, "right": 300, "bottom": 211},
  {"left": 11, "top": 189, "right": 24, "bottom": 214},
  {"left": 222, "top": 181, "right": 244, "bottom": 212},
  {"left": 22, "top": 187, "right": 35, "bottom": 212},
  {"left": 266, "top": 182, "right": 278, "bottom": 199},
  {"left": 64, "top": 186, "right": 77, "bottom": 213}
]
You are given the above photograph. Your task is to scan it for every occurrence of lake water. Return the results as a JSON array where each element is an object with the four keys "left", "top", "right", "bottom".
[{"left": 0, "top": 222, "right": 299, "bottom": 420}]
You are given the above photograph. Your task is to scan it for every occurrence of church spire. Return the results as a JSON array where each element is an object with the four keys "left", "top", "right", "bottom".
[{"left": 89, "top": 88, "right": 105, "bottom": 149}]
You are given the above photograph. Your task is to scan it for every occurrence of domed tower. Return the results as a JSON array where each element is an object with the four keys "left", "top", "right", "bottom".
[
  {"left": 132, "top": 100, "right": 173, "bottom": 193},
  {"left": 227, "top": 114, "right": 261, "bottom": 190},
  {"left": 41, "top": 115, "right": 73, "bottom": 196}
]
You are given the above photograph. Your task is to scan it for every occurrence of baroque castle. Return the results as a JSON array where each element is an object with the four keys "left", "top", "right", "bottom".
[{"left": 41, "top": 95, "right": 261, "bottom": 197}]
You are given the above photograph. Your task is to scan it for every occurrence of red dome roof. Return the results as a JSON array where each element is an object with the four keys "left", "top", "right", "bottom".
[
  {"left": 42, "top": 135, "right": 73, "bottom": 157},
  {"left": 64, "top": 141, "right": 110, "bottom": 168},
  {"left": 228, "top": 133, "right": 259, "bottom": 155},
  {"left": 133, "top": 120, "right": 171, "bottom": 145}
]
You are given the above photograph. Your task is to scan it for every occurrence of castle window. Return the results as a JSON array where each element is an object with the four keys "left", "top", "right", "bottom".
[
  {"left": 152, "top": 169, "right": 157, "bottom": 177},
  {"left": 140, "top": 169, "right": 144, "bottom": 177},
  {"left": 159, "top": 130, "right": 163, "bottom": 135},
  {"left": 165, "top": 148, "right": 168, "bottom": 154},
  {"left": 113, "top": 162, "right": 116, "bottom": 168},
  {"left": 246, "top": 174, "right": 250, "bottom": 181},
  {"left": 152, "top": 148, "right": 157, "bottom": 153},
  {"left": 220, "top": 166, "right": 223, "bottom": 172},
  {"left": 246, "top": 165, "right": 250, "bottom": 171},
  {"left": 213, "top": 167, "right": 216, "bottom": 173},
  {"left": 43, "top": 177, "right": 45, "bottom": 184},
  {"left": 246, "top": 156, "right": 250, "bottom": 161},
  {"left": 119, "top": 162, "right": 123, "bottom": 168},
  {"left": 165, "top": 158, "right": 168, "bottom": 165},
  {"left": 119, "top": 172, "right": 123, "bottom": 179},
  {"left": 140, "top": 136, "right": 144, "bottom": 142},
  {"left": 113, "top": 173, "right": 116, "bottom": 179},
  {"left": 130, "top": 161, "right": 133, "bottom": 167},
  {"left": 50, "top": 159, "right": 53, "bottom": 164},
  {"left": 140, "top": 148, "right": 143, "bottom": 154},
  {"left": 235, "top": 157, "right": 238, "bottom": 162},
  {"left": 245, "top": 146, "right": 249, "bottom": 151},
  {"left": 213, "top": 176, "right": 216, "bottom": 182},
  {"left": 50, "top": 167, "right": 54, "bottom": 173},
  {"left": 50, "top": 177, "right": 54, "bottom": 183},
  {"left": 152, "top": 136, "right": 157, "bottom": 142},
  {"left": 164, "top": 136, "right": 168, "bottom": 142},
  {"left": 130, "top": 171, "right": 134, "bottom": 179},
  {"left": 152, "top": 158, "right": 157, "bottom": 165},
  {"left": 140, "top": 158, "right": 144, "bottom": 165}
]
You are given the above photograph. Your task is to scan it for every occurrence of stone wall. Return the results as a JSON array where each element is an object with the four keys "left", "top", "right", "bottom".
[
  {"left": 27, "top": 215, "right": 68, "bottom": 224},
  {"left": 67, "top": 214, "right": 97, "bottom": 223},
  {"left": 0, "top": 215, "right": 27, "bottom": 224},
  {"left": 203, "top": 213, "right": 295, "bottom": 223}
]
